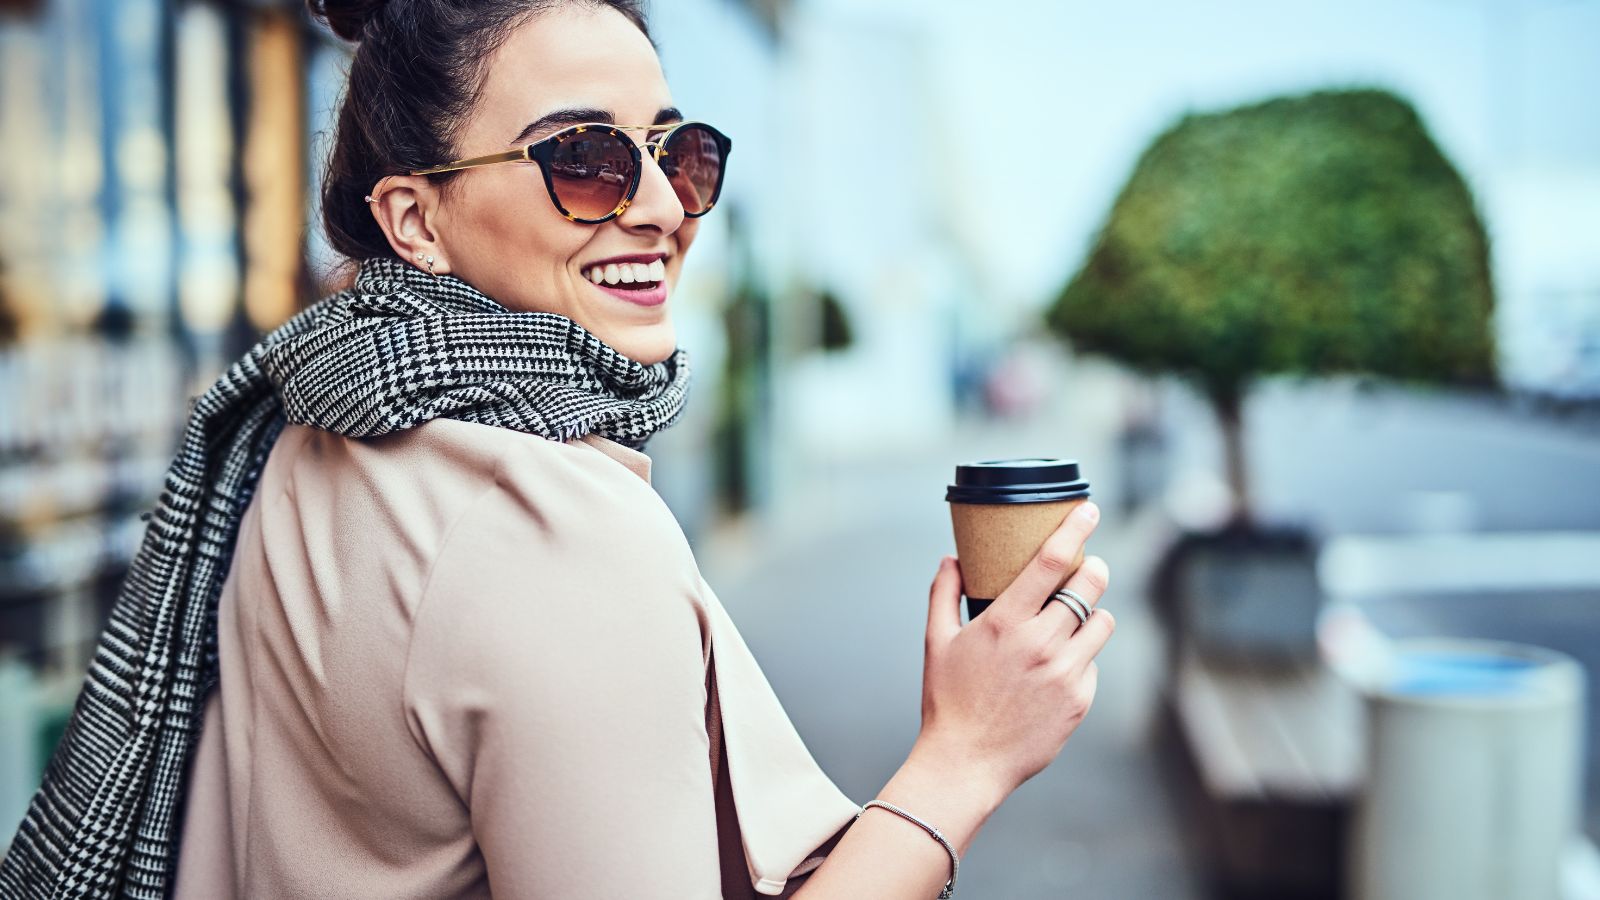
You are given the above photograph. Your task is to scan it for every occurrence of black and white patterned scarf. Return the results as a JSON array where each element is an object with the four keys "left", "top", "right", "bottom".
[{"left": 0, "top": 255, "right": 692, "bottom": 898}]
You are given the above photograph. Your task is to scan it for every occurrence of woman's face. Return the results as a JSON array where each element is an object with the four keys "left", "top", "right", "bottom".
[{"left": 384, "top": 5, "right": 697, "bottom": 366}]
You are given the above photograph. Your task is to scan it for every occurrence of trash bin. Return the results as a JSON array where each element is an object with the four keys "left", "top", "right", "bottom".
[{"left": 1348, "top": 638, "right": 1586, "bottom": 900}]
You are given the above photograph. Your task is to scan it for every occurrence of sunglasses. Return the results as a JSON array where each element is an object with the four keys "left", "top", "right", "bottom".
[{"left": 400, "top": 120, "right": 732, "bottom": 224}]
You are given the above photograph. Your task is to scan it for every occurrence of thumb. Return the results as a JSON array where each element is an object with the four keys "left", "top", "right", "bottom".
[{"left": 926, "top": 556, "right": 964, "bottom": 648}]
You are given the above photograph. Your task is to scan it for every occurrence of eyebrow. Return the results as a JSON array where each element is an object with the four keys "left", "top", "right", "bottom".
[{"left": 509, "top": 106, "right": 684, "bottom": 146}]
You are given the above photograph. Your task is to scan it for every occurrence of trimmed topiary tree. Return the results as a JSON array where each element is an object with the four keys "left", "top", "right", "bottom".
[{"left": 1048, "top": 88, "right": 1496, "bottom": 526}]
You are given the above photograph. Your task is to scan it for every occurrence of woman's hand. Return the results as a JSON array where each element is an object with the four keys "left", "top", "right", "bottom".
[{"left": 914, "top": 501, "right": 1115, "bottom": 802}]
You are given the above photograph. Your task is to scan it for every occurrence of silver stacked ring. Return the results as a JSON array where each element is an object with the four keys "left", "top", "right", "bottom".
[{"left": 1049, "top": 587, "right": 1092, "bottom": 624}]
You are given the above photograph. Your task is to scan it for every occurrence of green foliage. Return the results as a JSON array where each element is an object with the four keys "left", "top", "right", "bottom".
[
  {"left": 715, "top": 271, "right": 769, "bottom": 515},
  {"left": 818, "top": 288, "right": 855, "bottom": 352},
  {"left": 1047, "top": 88, "right": 1496, "bottom": 402}
]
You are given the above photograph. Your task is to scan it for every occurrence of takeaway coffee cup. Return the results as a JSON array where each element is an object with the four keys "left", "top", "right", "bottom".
[{"left": 946, "top": 458, "right": 1091, "bottom": 621}]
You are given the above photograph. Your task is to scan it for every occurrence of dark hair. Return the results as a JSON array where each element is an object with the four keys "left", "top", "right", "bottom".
[{"left": 308, "top": 0, "right": 652, "bottom": 262}]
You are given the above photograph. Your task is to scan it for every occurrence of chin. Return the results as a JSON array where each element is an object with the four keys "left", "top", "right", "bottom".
[{"left": 614, "top": 324, "right": 678, "bottom": 366}]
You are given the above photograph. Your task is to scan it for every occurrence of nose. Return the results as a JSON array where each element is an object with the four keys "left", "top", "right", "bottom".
[{"left": 614, "top": 149, "right": 686, "bottom": 234}]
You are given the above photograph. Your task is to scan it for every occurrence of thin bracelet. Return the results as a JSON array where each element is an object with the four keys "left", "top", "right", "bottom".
[{"left": 854, "top": 799, "right": 959, "bottom": 898}]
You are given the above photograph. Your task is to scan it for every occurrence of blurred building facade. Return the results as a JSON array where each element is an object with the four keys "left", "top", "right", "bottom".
[
  {"left": 0, "top": 0, "right": 345, "bottom": 832},
  {"left": 0, "top": 0, "right": 322, "bottom": 705}
]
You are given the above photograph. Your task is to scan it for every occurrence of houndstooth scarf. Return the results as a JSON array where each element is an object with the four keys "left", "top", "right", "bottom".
[{"left": 0, "top": 255, "right": 692, "bottom": 899}]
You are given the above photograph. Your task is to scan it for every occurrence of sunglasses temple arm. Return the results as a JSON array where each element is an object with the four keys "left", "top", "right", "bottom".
[{"left": 409, "top": 148, "right": 528, "bottom": 177}]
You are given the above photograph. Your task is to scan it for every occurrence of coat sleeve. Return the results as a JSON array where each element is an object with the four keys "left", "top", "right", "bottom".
[{"left": 401, "top": 437, "right": 722, "bottom": 899}]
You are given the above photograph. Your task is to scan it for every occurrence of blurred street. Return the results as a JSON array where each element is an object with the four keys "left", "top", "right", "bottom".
[
  {"left": 695, "top": 360, "right": 1600, "bottom": 898},
  {"left": 1181, "top": 379, "right": 1600, "bottom": 536},
  {"left": 696, "top": 362, "right": 1210, "bottom": 899},
  {"left": 1164, "top": 376, "right": 1600, "bottom": 840},
  {"left": 1222, "top": 380, "right": 1600, "bottom": 841}
]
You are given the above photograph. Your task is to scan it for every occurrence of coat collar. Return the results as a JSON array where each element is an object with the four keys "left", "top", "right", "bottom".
[{"left": 577, "top": 432, "right": 653, "bottom": 484}]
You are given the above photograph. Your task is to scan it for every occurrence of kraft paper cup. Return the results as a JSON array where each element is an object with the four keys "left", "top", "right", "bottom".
[{"left": 946, "top": 458, "right": 1091, "bottom": 621}]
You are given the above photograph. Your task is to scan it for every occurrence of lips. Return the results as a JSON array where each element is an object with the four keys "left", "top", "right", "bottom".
[
  {"left": 581, "top": 252, "right": 669, "bottom": 307},
  {"left": 589, "top": 279, "right": 667, "bottom": 307}
]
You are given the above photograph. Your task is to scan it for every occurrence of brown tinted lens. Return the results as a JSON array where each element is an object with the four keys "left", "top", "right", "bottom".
[
  {"left": 660, "top": 125, "right": 724, "bottom": 214},
  {"left": 547, "top": 130, "right": 636, "bottom": 219}
]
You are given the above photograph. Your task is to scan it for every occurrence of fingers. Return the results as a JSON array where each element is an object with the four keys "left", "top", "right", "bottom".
[
  {"left": 990, "top": 501, "right": 1100, "bottom": 627},
  {"left": 925, "top": 556, "right": 964, "bottom": 649},
  {"left": 1061, "top": 607, "right": 1116, "bottom": 675},
  {"left": 1078, "top": 660, "right": 1100, "bottom": 710},
  {"left": 1041, "top": 555, "right": 1110, "bottom": 652}
]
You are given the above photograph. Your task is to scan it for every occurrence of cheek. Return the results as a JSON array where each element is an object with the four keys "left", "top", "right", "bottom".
[
  {"left": 442, "top": 178, "right": 598, "bottom": 320},
  {"left": 459, "top": 173, "right": 590, "bottom": 269},
  {"left": 529, "top": 219, "right": 594, "bottom": 274},
  {"left": 677, "top": 217, "right": 701, "bottom": 250},
  {"left": 670, "top": 219, "right": 701, "bottom": 274}
]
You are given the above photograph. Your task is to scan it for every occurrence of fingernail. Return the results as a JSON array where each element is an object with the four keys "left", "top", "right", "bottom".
[{"left": 1076, "top": 502, "right": 1099, "bottom": 523}]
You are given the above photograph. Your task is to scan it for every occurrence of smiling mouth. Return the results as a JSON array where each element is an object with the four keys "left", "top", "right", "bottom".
[{"left": 584, "top": 259, "right": 666, "bottom": 290}]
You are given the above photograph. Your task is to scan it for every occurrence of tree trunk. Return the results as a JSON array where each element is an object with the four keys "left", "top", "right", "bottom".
[{"left": 1212, "top": 387, "right": 1252, "bottom": 528}]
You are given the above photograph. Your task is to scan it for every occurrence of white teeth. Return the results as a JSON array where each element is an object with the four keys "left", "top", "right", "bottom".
[{"left": 587, "top": 259, "right": 665, "bottom": 287}]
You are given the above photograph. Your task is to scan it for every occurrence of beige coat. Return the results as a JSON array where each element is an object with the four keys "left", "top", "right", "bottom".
[{"left": 171, "top": 417, "right": 861, "bottom": 898}]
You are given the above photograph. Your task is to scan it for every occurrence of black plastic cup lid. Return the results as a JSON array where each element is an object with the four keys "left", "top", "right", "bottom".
[{"left": 945, "top": 457, "right": 1090, "bottom": 504}]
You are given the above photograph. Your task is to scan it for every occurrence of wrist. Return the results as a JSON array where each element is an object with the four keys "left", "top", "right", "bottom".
[
  {"left": 879, "top": 738, "right": 1007, "bottom": 859},
  {"left": 907, "top": 733, "right": 1012, "bottom": 811}
]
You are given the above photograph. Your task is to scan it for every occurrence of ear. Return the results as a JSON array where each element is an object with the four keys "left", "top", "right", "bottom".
[{"left": 367, "top": 174, "right": 453, "bottom": 276}]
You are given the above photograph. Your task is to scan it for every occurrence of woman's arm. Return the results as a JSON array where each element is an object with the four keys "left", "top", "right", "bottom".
[
  {"left": 789, "top": 738, "right": 1004, "bottom": 900},
  {"left": 797, "top": 506, "right": 1115, "bottom": 898}
]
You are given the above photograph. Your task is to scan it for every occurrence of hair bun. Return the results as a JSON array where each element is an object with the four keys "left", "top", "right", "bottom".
[{"left": 307, "top": 0, "right": 391, "bottom": 43}]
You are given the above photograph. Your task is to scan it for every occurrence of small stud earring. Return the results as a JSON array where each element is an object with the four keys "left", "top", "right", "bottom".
[
  {"left": 364, "top": 194, "right": 375, "bottom": 203},
  {"left": 414, "top": 252, "right": 424, "bottom": 260}
]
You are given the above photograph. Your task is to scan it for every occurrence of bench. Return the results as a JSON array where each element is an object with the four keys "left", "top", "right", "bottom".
[{"left": 1161, "top": 645, "right": 1364, "bottom": 899}]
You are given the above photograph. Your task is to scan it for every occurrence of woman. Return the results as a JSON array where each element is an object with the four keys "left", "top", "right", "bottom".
[{"left": 0, "top": 1, "right": 1115, "bottom": 898}]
